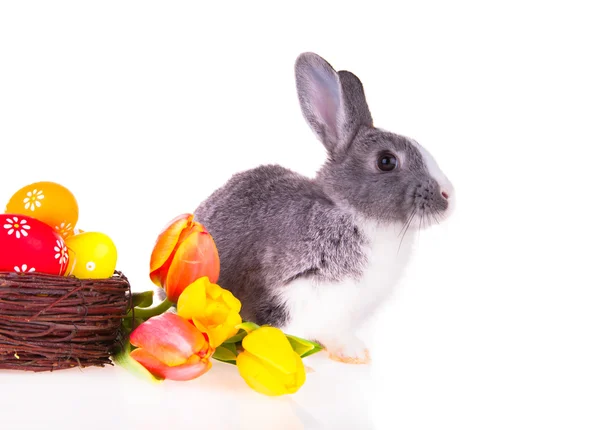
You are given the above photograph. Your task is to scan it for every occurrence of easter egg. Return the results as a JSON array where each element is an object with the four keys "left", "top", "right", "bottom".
[
  {"left": 65, "top": 232, "right": 117, "bottom": 279},
  {"left": 0, "top": 214, "right": 69, "bottom": 275},
  {"left": 5, "top": 181, "right": 79, "bottom": 239}
]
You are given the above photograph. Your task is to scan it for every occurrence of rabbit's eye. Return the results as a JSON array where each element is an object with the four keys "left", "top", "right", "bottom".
[{"left": 377, "top": 152, "right": 398, "bottom": 172}]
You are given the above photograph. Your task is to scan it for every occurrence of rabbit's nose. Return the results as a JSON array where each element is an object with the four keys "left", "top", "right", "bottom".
[{"left": 441, "top": 190, "right": 450, "bottom": 200}]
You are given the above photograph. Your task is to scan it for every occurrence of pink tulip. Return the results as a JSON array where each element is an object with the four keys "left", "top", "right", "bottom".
[{"left": 129, "top": 312, "right": 213, "bottom": 381}]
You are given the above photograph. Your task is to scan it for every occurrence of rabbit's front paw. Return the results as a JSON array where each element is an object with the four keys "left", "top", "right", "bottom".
[{"left": 324, "top": 336, "right": 371, "bottom": 365}]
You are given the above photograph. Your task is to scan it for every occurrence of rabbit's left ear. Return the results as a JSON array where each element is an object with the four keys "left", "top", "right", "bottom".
[{"left": 295, "top": 53, "right": 373, "bottom": 155}]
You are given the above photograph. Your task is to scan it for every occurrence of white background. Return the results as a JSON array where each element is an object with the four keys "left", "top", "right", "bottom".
[{"left": 1, "top": 1, "right": 599, "bottom": 429}]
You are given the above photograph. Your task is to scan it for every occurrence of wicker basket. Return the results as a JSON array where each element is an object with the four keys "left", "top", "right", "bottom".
[{"left": 0, "top": 271, "right": 131, "bottom": 372}]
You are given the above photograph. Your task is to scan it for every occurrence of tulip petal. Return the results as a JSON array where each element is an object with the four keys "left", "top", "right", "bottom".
[
  {"left": 178, "top": 278, "right": 236, "bottom": 322},
  {"left": 236, "top": 351, "right": 286, "bottom": 396},
  {"left": 164, "top": 228, "right": 219, "bottom": 302},
  {"left": 191, "top": 317, "right": 217, "bottom": 348},
  {"left": 130, "top": 348, "right": 212, "bottom": 381},
  {"left": 293, "top": 353, "right": 307, "bottom": 389},
  {"left": 177, "top": 277, "right": 209, "bottom": 321},
  {"left": 190, "top": 318, "right": 230, "bottom": 351},
  {"left": 222, "top": 311, "right": 243, "bottom": 342},
  {"left": 194, "top": 311, "right": 242, "bottom": 349},
  {"left": 150, "top": 214, "right": 193, "bottom": 278},
  {"left": 196, "top": 231, "right": 220, "bottom": 284},
  {"left": 226, "top": 310, "right": 243, "bottom": 330},
  {"left": 220, "top": 289, "right": 242, "bottom": 313},
  {"left": 204, "top": 282, "right": 241, "bottom": 313},
  {"left": 206, "top": 301, "right": 230, "bottom": 321},
  {"left": 129, "top": 312, "right": 208, "bottom": 367},
  {"left": 237, "top": 351, "right": 306, "bottom": 396},
  {"left": 205, "top": 280, "right": 227, "bottom": 300},
  {"left": 241, "top": 327, "right": 298, "bottom": 375},
  {"left": 191, "top": 317, "right": 210, "bottom": 334}
]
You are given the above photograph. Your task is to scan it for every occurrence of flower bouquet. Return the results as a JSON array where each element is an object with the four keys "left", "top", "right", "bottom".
[{"left": 114, "top": 214, "right": 323, "bottom": 396}]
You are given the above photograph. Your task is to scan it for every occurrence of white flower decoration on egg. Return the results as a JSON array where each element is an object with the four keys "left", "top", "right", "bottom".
[
  {"left": 54, "top": 221, "right": 74, "bottom": 238},
  {"left": 4, "top": 217, "right": 31, "bottom": 239},
  {"left": 14, "top": 264, "right": 36, "bottom": 273},
  {"left": 53, "top": 239, "right": 69, "bottom": 265},
  {"left": 23, "top": 189, "right": 44, "bottom": 211}
]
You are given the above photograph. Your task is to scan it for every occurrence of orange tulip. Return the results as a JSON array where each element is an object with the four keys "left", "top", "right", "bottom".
[
  {"left": 150, "top": 213, "right": 220, "bottom": 302},
  {"left": 129, "top": 312, "right": 213, "bottom": 381}
]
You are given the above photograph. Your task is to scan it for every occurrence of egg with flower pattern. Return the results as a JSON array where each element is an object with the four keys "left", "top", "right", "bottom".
[
  {"left": 65, "top": 232, "right": 117, "bottom": 279},
  {"left": 0, "top": 214, "right": 69, "bottom": 275},
  {"left": 5, "top": 181, "right": 79, "bottom": 239}
]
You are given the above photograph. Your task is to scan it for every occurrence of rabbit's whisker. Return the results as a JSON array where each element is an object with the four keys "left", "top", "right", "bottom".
[
  {"left": 397, "top": 207, "right": 417, "bottom": 255},
  {"left": 417, "top": 211, "right": 423, "bottom": 243},
  {"left": 428, "top": 212, "right": 435, "bottom": 228},
  {"left": 432, "top": 208, "right": 443, "bottom": 225}
]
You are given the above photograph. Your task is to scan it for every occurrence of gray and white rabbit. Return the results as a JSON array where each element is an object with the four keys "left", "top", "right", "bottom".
[{"left": 194, "top": 52, "right": 454, "bottom": 363}]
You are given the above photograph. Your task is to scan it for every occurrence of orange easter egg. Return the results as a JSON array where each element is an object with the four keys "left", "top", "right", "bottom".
[{"left": 5, "top": 181, "right": 79, "bottom": 239}]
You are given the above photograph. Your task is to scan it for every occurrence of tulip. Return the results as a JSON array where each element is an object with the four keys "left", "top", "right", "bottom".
[
  {"left": 177, "top": 276, "right": 242, "bottom": 349},
  {"left": 150, "top": 213, "right": 220, "bottom": 302},
  {"left": 236, "top": 326, "right": 306, "bottom": 396},
  {"left": 129, "top": 312, "right": 213, "bottom": 381}
]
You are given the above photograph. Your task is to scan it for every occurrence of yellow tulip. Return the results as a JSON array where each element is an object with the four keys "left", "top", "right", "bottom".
[
  {"left": 236, "top": 326, "right": 306, "bottom": 396},
  {"left": 177, "top": 277, "right": 242, "bottom": 349}
]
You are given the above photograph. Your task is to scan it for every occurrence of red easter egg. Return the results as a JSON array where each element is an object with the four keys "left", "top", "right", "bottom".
[{"left": 0, "top": 214, "right": 69, "bottom": 275}]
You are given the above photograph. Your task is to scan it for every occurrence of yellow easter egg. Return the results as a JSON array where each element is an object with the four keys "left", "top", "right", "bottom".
[
  {"left": 65, "top": 232, "right": 117, "bottom": 279},
  {"left": 6, "top": 181, "right": 79, "bottom": 239}
]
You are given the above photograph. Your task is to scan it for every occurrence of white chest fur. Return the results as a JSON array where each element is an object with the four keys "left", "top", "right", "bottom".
[{"left": 279, "top": 219, "right": 416, "bottom": 342}]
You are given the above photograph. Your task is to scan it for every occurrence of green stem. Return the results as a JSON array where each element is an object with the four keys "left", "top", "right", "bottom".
[
  {"left": 112, "top": 338, "right": 162, "bottom": 384},
  {"left": 128, "top": 297, "right": 174, "bottom": 321}
]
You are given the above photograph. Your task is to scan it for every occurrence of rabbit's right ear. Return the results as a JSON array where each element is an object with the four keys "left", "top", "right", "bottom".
[{"left": 295, "top": 53, "right": 373, "bottom": 155}]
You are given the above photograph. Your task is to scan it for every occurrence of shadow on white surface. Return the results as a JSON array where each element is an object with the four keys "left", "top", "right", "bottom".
[{"left": 0, "top": 351, "right": 375, "bottom": 430}]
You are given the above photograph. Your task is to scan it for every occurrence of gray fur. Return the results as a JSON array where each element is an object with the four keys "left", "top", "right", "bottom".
[{"left": 194, "top": 52, "right": 449, "bottom": 327}]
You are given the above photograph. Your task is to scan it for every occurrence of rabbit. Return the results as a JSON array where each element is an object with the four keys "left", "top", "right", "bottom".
[{"left": 193, "top": 52, "right": 454, "bottom": 364}]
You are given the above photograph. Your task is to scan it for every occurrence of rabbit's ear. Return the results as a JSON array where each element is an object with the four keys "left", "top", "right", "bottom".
[{"left": 295, "top": 53, "right": 372, "bottom": 155}]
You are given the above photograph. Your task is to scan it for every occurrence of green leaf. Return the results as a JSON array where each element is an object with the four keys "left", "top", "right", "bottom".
[
  {"left": 221, "top": 342, "right": 238, "bottom": 355},
  {"left": 212, "top": 345, "right": 238, "bottom": 365},
  {"left": 223, "top": 329, "right": 248, "bottom": 344},
  {"left": 235, "top": 321, "right": 260, "bottom": 334},
  {"left": 111, "top": 339, "right": 163, "bottom": 384},
  {"left": 286, "top": 334, "right": 324, "bottom": 358},
  {"left": 131, "top": 291, "right": 155, "bottom": 308}
]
